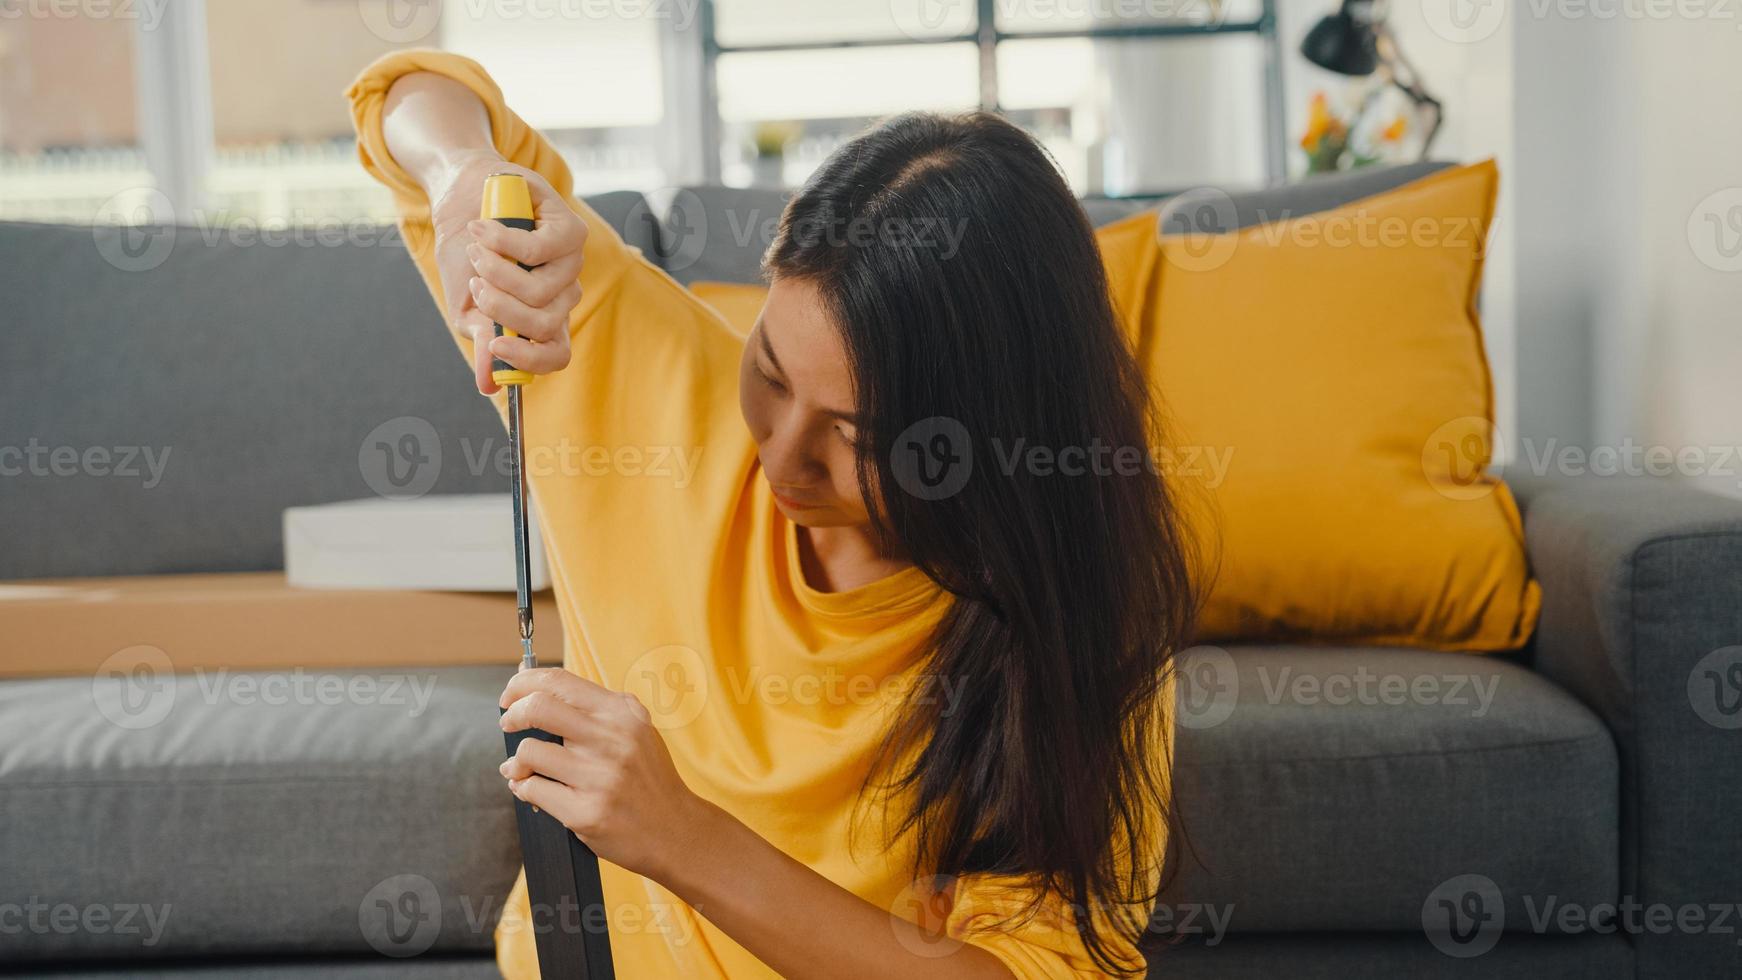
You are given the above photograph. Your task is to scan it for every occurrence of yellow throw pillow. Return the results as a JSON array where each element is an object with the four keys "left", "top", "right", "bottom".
[
  {"left": 1136, "top": 160, "right": 1537, "bottom": 650},
  {"left": 686, "top": 280, "right": 767, "bottom": 337},
  {"left": 685, "top": 160, "right": 1541, "bottom": 651}
]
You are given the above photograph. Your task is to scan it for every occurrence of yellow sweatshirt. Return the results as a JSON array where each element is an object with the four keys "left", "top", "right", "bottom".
[{"left": 347, "top": 50, "right": 1149, "bottom": 979}]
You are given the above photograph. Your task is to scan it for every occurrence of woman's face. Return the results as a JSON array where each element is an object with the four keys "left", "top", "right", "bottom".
[{"left": 738, "top": 277, "right": 871, "bottom": 528}]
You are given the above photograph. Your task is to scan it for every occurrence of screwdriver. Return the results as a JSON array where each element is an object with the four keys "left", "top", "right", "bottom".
[
  {"left": 484, "top": 172, "right": 617, "bottom": 978},
  {"left": 480, "top": 172, "right": 538, "bottom": 671}
]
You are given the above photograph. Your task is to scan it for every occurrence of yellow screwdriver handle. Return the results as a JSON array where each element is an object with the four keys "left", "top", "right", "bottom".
[{"left": 480, "top": 173, "right": 536, "bottom": 388}]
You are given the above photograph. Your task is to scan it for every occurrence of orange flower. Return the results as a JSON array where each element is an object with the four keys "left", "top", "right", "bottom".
[
  {"left": 1380, "top": 113, "right": 1409, "bottom": 143},
  {"left": 1300, "top": 91, "right": 1346, "bottom": 153}
]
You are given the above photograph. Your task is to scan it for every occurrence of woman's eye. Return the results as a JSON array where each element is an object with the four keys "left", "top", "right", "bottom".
[
  {"left": 755, "top": 362, "right": 787, "bottom": 393},
  {"left": 835, "top": 425, "right": 858, "bottom": 448}
]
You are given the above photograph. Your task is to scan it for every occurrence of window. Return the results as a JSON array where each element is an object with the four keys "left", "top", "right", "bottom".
[
  {"left": 203, "top": 0, "right": 672, "bottom": 223},
  {"left": 0, "top": 0, "right": 1283, "bottom": 225},
  {"left": 0, "top": 12, "right": 149, "bottom": 223},
  {"left": 701, "top": 0, "right": 1283, "bottom": 195}
]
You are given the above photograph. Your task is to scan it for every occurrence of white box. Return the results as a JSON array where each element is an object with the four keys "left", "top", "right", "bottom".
[{"left": 284, "top": 494, "right": 549, "bottom": 592}]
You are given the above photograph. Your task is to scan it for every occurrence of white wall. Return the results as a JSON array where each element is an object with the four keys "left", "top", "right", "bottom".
[
  {"left": 1623, "top": 23, "right": 1742, "bottom": 498},
  {"left": 1509, "top": 9, "right": 1742, "bottom": 497},
  {"left": 1278, "top": 0, "right": 1518, "bottom": 450}
]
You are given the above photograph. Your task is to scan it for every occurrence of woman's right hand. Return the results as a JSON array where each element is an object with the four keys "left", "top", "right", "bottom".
[{"left": 427, "top": 152, "right": 588, "bottom": 394}]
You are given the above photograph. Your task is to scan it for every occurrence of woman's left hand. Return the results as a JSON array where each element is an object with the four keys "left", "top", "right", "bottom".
[{"left": 499, "top": 668, "right": 710, "bottom": 880}]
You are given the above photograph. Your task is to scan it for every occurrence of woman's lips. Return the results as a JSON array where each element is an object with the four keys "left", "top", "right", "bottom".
[{"left": 771, "top": 487, "right": 820, "bottom": 510}]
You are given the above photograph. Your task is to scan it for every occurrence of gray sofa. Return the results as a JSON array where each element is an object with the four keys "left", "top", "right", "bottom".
[{"left": 2, "top": 164, "right": 1739, "bottom": 979}]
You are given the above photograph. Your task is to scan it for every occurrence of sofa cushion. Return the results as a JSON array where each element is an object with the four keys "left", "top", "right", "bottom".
[
  {"left": 0, "top": 666, "right": 522, "bottom": 961},
  {"left": 658, "top": 165, "right": 1450, "bottom": 289},
  {"left": 0, "top": 192, "right": 653, "bottom": 583},
  {"left": 1160, "top": 645, "right": 1617, "bottom": 934}
]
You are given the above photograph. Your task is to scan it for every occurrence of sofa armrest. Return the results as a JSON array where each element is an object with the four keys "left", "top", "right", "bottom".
[{"left": 1506, "top": 470, "right": 1742, "bottom": 978}]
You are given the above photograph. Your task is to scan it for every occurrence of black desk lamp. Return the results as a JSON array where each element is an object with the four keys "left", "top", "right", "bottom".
[{"left": 1301, "top": 0, "right": 1444, "bottom": 157}]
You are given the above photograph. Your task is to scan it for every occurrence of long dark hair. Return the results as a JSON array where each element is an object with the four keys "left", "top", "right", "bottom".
[{"left": 765, "top": 110, "right": 1198, "bottom": 975}]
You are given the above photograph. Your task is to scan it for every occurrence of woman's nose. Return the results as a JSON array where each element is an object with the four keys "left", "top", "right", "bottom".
[{"left": 758, "top": 421, "right": 824, "bottom": 486}]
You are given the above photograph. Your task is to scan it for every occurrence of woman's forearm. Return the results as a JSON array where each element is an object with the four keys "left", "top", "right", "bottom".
[
  {"left": 659, "top": 800, "right": 1013, "bottom": 980},
  {"left": 380, "top": 71, "right": 500, "bottom": 194}
]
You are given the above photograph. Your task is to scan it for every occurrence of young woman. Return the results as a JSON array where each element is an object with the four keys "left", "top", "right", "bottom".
[{"left": 349, "top": 50, "right": 1195, "bottom": 979}]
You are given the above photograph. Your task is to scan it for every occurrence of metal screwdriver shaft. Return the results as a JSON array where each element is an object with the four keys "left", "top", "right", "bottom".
[{"left": 507, "top": 383, "right": 535, "bottom": 671}]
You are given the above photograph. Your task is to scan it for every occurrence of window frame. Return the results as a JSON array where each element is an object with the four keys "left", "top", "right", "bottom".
[{"left": 687, "top": 0, "right": 1287, "bottom": 191}]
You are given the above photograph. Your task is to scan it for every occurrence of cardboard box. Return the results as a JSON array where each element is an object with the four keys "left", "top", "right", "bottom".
[
  {"left": 0, "top": 572, "right": 560, "bottom": 679},
  {"left": 284, "top": 494, "right": 550, "bottom": 591}
]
